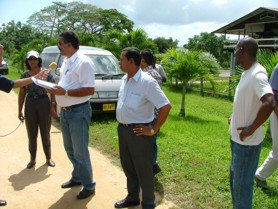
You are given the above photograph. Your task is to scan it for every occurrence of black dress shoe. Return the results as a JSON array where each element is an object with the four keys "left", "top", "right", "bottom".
[
  {"left": 0, "top": 199, "right": 7, "bottom": 206},
  {"left": 77, "top": 188, "right": 95, "bottom": 199},
  {"left": 61, "top": 180, "right": 82, "bottom": 188},
  {"left": 26, "top": 161, "right": 36, "bottom": 169},
  {"left": 47, "top": 160, "right": 55, "bottom": 167},
  {"left": 114, "top": 198, "right": 140, "bottom": 208}
]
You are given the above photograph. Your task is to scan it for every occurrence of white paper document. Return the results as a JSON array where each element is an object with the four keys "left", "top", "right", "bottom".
[{"left": 31, "top": 77, "right": 56, "bottom": 89}]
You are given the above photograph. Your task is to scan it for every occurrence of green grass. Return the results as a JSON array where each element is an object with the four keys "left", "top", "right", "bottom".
[
  {"left": 5, "top": 62, "right": 23, "bottom": 94},
  {"left": 89, "top": 85, "right": 278, "bottom": 209}
]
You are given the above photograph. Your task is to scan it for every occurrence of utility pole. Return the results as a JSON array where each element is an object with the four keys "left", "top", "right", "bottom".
[{"left": 50, "top": 1, "right": 66, "bottom": 39}]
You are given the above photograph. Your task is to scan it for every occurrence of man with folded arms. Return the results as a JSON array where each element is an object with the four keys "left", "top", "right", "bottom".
[
  {"left": 50, "top": 31, "right": 96, "bottom": 200},
  {"left": 115, "top": 47, "right": 171, "bottom": 209}
]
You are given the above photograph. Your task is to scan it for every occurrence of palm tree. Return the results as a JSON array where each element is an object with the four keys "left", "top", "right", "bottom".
[
  {"left": 161, "top": 48, "right": 220, "bottom": 117},
  {"left": 257, "top": 50, "right": 278, "bottom": 76},
  {"left": 100, "top": 28, "right": 158, "bottom": 58}
]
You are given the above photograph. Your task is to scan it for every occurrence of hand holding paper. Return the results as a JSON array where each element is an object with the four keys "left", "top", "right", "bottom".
[{"left": 31, "top": 77, "right": 56, "bottom": 89}]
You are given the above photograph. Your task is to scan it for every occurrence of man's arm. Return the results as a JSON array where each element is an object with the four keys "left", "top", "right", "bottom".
[
  {"left": 13, "top": 70, "right": 50, "bottom": 88},
  {"left": 51, "top": 86, "right": 95, "bottom": 97},
  {"left": 237, "top": 93, "right": 275, "bottom": 141},
  {"left": 134, "top": 103, "right": 172, "bottom": 136}
]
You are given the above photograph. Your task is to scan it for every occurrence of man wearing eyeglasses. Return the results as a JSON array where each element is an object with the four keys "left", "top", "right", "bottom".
[{"left": 229, "top": 37, "right": 275, "bottom": 209}]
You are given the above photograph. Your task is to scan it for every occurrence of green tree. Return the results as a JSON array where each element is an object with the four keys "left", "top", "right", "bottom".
[
  {"left": 161, "top": 48, "right": 220, "bottom": 116},
  {"left": 184, "top": 32, "right": 229, "bottom": 67},
  {"left": 28, "top": 1, "right": 134, "bottom": 39},
  {"left": 153, "top": 37, "right": 179, "bottom": 53},
  {"left": 257, "top": 50, "right": 278, "bottom": 75},
  {"left": 100, "top": 29, "right": 158, "bottom": 58},
  {"left": 0, "top": 21, "right": 42, "bottom": 55}
]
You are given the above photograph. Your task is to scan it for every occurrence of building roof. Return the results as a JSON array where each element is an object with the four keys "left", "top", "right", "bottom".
[{"left": 213, "top": 7, "right": 278, "bottom": 36}]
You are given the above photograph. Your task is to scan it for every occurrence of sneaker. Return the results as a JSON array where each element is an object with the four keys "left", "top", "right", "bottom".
[
  {"left": 255, "top": 176, "right": 268, "bottom": 189},
  {"left": 153, "top": 164, "right": 161, "bottom": 175}
]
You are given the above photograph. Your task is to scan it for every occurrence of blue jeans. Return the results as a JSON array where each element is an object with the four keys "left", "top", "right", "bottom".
[
  {"left": 230, "top": 140, "right": 262, "bottom": 209},
  {"left": 60, "top": 103, "right": 95, "bottom": 190}
]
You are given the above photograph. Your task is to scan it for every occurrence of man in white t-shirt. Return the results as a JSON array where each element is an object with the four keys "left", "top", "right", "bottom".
[
  {"left": 51, "top": 31, "right": 96, "bottom": 200},
  {"left": 229, "top": 37, "right": 275, "bottom": 209}
]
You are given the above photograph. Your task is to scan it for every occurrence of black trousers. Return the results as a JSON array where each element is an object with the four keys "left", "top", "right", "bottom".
[
  {"left": 24, "top": 96, "right": 51, "bottom": 161},
  {"left": 118, "top": 123, "right": 155, "bottom": 208}
]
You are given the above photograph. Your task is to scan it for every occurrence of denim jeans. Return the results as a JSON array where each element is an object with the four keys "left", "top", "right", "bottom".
[
  {"left": 230, "top": 139, "right": 262, "bottom": 209},
  {"left": 60, "top": 103, "right": 95, "bottom": 190}
]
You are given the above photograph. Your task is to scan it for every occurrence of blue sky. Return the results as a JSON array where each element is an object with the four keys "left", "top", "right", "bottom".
[{"left": 0, "top": 0, "right": 277, "bottom": 45}]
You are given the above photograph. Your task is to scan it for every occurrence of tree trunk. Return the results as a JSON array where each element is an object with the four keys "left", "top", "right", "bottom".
[{"left": 179, "top": 81, "right": 186, "bottom": 117}]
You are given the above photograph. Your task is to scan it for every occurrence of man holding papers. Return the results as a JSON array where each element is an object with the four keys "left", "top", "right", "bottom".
[{"left": 50, "top": 31, "right": 96, "bottom": 200}]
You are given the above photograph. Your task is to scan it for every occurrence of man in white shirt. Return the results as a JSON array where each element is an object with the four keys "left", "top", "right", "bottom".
[
  {"left": 229, "top": 37, "right": 275, "bottom": 209},
  {"left": 115, "top": 47, "right": 171, "bottom": 209},
  {"left": 51, "top": 31, "right": 96, "bottom": 200}
]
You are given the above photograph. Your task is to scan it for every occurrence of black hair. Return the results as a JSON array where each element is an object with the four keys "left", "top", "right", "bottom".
[
  {"left": 25, "top": 57, "right": 42, "bottom": 70},
  {"left": 140, "top": 49, "right": 154, "bottom": 65},
  {"left": 122, "top": 47, "right": 141, "bottom": 66},
  {"left": 59, "top": 31, "right": 80, "bottom": 49},
  {"left": 239, "top": 37, "right": 258, "bottom": 58}
]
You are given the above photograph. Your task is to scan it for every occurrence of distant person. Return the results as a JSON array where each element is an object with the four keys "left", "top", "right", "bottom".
[
  {"left": 229, "top": 37, "right": 275, "bottom": 209},
  {"left": 115, "top": 47, "right": 171, "bottom": 209},
  {"left": 140, "top": 49, "right": 163, "bottom": 175},
  {"left": 0, "top": 44, "right": 49, "bottom": 207},
  {"left": 18, "top": 50, "right": 56, "bottom": 169},
  {"left": 152, "top": 55, "right": 167, "bottom": 83},
  {"left": 255, "top": 63, "right": 278, "bottom": 189},
  {"left": 50, "top": 31, "right": 96, "bottom": 200}
]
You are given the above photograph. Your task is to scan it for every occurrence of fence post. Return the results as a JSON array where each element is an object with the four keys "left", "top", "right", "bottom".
[
  {"left": 200, "top": 77, "right": 204, "bottom": 96},
  {"left": 229, "top": 76, "right": 232, "bottom": 101}
]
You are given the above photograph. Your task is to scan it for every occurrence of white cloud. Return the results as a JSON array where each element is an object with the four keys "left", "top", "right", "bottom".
[
  {"left": 139, "top": 21, "right": 221, "bottom": 46},
  {"left": 212, "top": 0, "right": 228, "bottom": 5},
  {"left": 65, "top": 0, "right": 277, "bottom": 45}
]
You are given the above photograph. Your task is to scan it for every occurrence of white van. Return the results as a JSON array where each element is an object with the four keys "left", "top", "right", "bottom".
[{"left": 40, "top": 46, "right": 124, "bottom": 114}]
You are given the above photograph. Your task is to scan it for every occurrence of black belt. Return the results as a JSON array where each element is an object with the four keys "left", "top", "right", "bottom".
[
  {"left": 27, "top": 94, "right": 48, "bottom": 99},
  {"left": 120, "top": 123, "right": 150, "bottom": 127},
  {"left": 62, "top": 101, "right": 89, "bottom": 110}
]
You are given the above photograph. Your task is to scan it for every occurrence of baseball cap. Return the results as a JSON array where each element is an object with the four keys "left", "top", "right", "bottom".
[{"left": 26, "top": 50, "right": 39, "bottom": 59}]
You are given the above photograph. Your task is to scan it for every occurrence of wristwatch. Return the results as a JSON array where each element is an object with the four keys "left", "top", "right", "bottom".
[{"left": 65, "top": 90, "right": 68, "bottom": 96}]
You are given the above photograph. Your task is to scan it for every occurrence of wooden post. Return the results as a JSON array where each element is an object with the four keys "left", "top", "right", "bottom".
[
  {"left": 200, "top": 77, "right": 204, "bottom": 96},
  {"left": 229, "top": 76, "right": 232, "bottom": 101}
]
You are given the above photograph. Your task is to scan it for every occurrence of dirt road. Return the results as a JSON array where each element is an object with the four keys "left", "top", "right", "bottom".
[{"left": 0, "top": 91, "right": 175, "bottom": 209}]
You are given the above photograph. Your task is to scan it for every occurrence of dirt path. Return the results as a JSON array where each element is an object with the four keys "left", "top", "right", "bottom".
[{"left": 0, "top": 91, "right": 175, "bottom": 209}]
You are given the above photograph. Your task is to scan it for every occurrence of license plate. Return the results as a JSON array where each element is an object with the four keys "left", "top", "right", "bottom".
[{"left": 103, "top": 103, "right": 116, "bottom": 111}]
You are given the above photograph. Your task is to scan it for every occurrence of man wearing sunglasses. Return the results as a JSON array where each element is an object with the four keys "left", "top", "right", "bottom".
[{"left": 229, "top": 37, "right": 275, "bottom": 209}]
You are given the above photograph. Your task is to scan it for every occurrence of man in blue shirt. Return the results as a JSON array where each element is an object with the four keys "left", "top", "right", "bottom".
[{"left": 115, "top": 47, "right": 171, "bottom": 209}]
